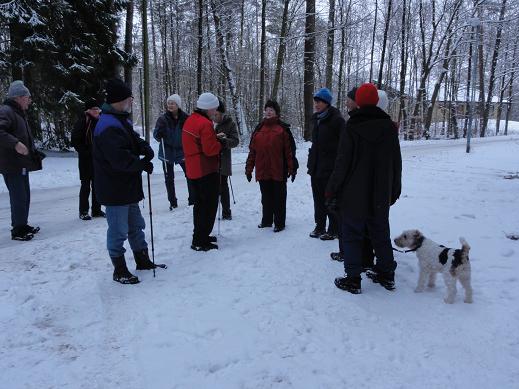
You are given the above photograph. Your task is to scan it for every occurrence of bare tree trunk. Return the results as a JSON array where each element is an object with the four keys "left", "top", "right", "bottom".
[
  {"left": 196, "top": 0, "right": 204, "bottom": 96},
  {"left": 141, "top": 0, "right": 151, "bottom": 142},
  {"left": 272, "top": 0, "right": 290, "bottom": 100},
  {"left": 377, "top": 0, "right": 392, "bottom": 88},
  {"left": 495, "top": 38, "right": 510, "bottom": 135},
  {"left": 124, "top": 0, "right": 134, "bottom": 89},
  {"left": 398, "top": 0, "right": 408, "bottom": 130},
  {"left": 325, "top": 0, "right": 335, "bottom": 89},
  {"left": 304, "top": 0, "right": 316, "bottom": 141},
  {"left": 258, "top": 0, "right": 267, "bottom": 121},
  {"left": 476, "top": 5, "right": 485, "bottom": 136},
  {"left": 369, "top": 0, "right": 378, "bottom": 83},
  {"left": 504, "top": 38, "right": 518, "bottom": 136},
  {"left": 481, "top": 0, "right": 507, "bottom": 136}
]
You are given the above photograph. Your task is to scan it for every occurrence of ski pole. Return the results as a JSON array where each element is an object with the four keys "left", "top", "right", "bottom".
[
  {"left": 229, "top": 176, "right": 236, "bottom": 204},
  {"left": 146, "top": 173, "right": 156, "bottom": 278}
]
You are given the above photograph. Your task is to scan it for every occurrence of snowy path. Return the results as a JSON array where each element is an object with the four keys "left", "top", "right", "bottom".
[{"left": 1, "top": 137, "right": 519, "bottom": 388}]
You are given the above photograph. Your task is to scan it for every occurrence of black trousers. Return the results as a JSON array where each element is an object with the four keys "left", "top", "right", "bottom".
[
  {"left": 259, "top": 180, "right": 287, "bottom": 228},
  {"left": 311, "top": 176, "right": 337, "bottom": 233},
  {"left": 219, "top": 175, "right": 231, "bottom": 217},
  {"left": 163, "top": 161, "right": 195, "bottom": 206},
  {"left": 3, "top": 172, "right": 30, "bottom": 231},
  {"left": 191, "top": 172, "right": 219, "bottom": 246},
  {"left": 79, "top": 178, "right": 101, "bottom": 214},
  {"left": 338, "top": 219, "right": 375, "bottom": 267}
]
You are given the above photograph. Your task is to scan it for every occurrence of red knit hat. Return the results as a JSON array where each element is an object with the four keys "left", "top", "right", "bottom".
[{"left": 355, "top": 83, "right": 379, "bottom": 107}]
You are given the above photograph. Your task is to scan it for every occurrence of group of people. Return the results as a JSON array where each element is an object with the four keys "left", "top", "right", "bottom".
[{"left": 1, "top": 78, "right": 401, "bottom": 293}]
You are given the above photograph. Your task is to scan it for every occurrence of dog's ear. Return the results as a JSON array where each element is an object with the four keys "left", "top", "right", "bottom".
[{"left": 413, "top": 230, "right": 422, "bottom": 239}]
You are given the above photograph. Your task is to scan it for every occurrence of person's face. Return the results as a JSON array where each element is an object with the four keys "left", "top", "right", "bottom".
[
  {"left": 264, "top": 107, "right": 277, "bottom": 119},
  {"left": 167, "top": 101, "right": 178, "bottom": 113},
  {"left": 87, "top": 107, "right": 101, "bottom": 118},
  {"left": 207, "top": 108, "right": 217, "bottom": 121},
  {"left": 123, "top": 96, "right": 133, "bottom": 113},
  {"left": 313, "top": 99, "right": 328, "bottom": 113},
  {"left": 213, "top": 111, "right": 224, "bottom": 123},
  {"left": 346, "top": 97, "right": 358, "bottom": 112},
  {"left": 15, "top": 95, "right": 31, "bottom": 111}
]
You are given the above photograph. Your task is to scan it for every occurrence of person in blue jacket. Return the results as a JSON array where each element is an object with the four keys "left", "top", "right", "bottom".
[
  {"left": 93, "top": 78, "right": 165, "bottom": 285},
  {"left": 153, "top": 94, "right": 193, "bottom": 209}
]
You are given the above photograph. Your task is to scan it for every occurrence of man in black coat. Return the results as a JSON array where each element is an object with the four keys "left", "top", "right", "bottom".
[
  {"left": 0, "top": 80, "right": 43, "bottom": 241},
  {"left": 93, "top": 78, "right": 165, "bottom": 285},
  {"left": 71, "top": 98, "right": 104, "bottom": 220},
  {"left": 326, "top": 83, "right": 402, "bottom": 294},
  {"left": 307, "top": 88, "right": 345, "bottom": 240}
]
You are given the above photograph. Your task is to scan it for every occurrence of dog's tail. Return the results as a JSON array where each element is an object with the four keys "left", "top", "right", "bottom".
[{"left": 459, "top": 237, "right": 470, "bottom": 262}]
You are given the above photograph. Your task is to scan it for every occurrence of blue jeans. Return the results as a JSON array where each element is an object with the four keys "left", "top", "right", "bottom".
[
  {"left": 105, "top": 203, "right": 147, "bottom": 258},
  {"left": 340, "top": 213, "right": 397, "bottom": 277},
  {"left": 2, "top": 172, "right": 30, "bottom": 230}
]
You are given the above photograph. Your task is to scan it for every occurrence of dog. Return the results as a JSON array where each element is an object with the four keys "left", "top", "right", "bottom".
[{"left": 393, "top": 230, "right": 473, "bottom": 304}]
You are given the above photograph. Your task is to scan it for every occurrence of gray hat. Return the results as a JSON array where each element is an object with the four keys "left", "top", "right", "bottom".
[{"left": 7, "top": 80, "right": 31, "bottom": 98}]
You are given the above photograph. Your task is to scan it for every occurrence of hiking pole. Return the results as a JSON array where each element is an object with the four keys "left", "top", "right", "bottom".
[
  {"left": 146, "top": 173, "right": 156, "bottom": 278},
  {"left": 229, "top": 176, "right": 236, "bottom": 204}
]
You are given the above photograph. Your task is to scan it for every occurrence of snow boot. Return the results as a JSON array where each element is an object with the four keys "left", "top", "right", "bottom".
[
  {"left": 334, "top": 275, "right": 362, "bottom": 294},
  {"left": 133, "top": 249, "right": 167, "bottom": 270},
  {"left": 273, "top": 226, "right": 285, "bottom": 232},
  {"left": 79, "top": 213, "right": 92, "bottom": 221},
  {"left": 169, "top": 199, "right": 178, "bottom": 211},
  {"left": 23, "top": 225, "right": 40, "bottom": 234},
  {"left": 92, "top": 210, "right": 106, "bottom": 218},
  {"left": 190, "top": 242, "right": 218, "bottom": 251},
  {"left": 11, "top": 227, "right": 33, "bottom": 241},
  {"left": 111, "top": 255, "right": 139, "bottom": 284},
  {"left": 330, "top": 252, "right": 344, "bottom": 262},
  {"left": 320, "top": 232, "right": 338, "bottom": 241},
  {"left": 208, "top": 236, "right": 217, "bottom": 243},
  {"left": 309, "top": 226, "right": 325, "bottom": 238},
  {"left": 366, "top": 268, "right": 395, "bottom": 291},
  {"left": 258, "top": 222, "right": 272, "bottom": 228}
]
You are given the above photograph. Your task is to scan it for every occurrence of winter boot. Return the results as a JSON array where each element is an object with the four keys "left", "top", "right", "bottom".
[
  {"left": 330, "top": 252, "right": 344, "bottom": 262},
  {"left": 208, "top": 236, "right": 217, "bottom": 243},
  {"left": 169, "top": 199, "right": 178, "bottom": 211},
  {"left": 366, "top": 268, "right": 395, "bottom": 291},
  {"left": 334, "top": 275, "right": 362, "bottom": 294},
  {"left": 23, "top": 225, "right": 40, "bottom": 234},
  {"left": 92, "top": 210, "right": 106, "bottom": 218},
  {"left": 79, "top": 213, "right": 92, "bottom": 221},
  {"left": 273, "top": 225, "right": 285, "bottom": 233},
  {"left": 191, "top": 242, "right": 218, "bottom": 251},
  {"left": 11, "top": 227, "right": 34, "bottom": 241},
  {"left": 111, "top": 255, "right": 139, "bottom": 284},
  {"left": 133, "top": 249, "right": 167, "bottom": 270},
  {"left": 320, "top": 232, "right": 338, "bottom": 241},
  {"left": 309, "top": 226, "right": 325, "bottom": 238},
  {"left": 258, "top": 222, "right": 272, "bottom": 228}
]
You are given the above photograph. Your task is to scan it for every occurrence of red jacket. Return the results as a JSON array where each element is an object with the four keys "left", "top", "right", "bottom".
[
  {"left": 182, "top": 111, "right": 221, "bottom": 179},
  {"left": 246, "top": 118, "right": 294, "bottom": 182}
]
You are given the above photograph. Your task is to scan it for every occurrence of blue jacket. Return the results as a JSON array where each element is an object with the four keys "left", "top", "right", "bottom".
[
  {"left": 93, "top": 104, "right": 154, "bottom": 206},
  {"left": 153, "top": 110, "right": 188, "bottom": 164}
]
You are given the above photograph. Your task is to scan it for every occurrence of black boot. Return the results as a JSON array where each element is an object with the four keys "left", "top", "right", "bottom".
[
  {"left": 309, "top": 226, "right": 325, "bottom": 238},
  {"left": 11, "top": 226, "right": 33, "bottom": 241},
  {"left": 111, "top": 255, "right": 139, "bottom": 284},
  {"left": 366, "top": 268, "right": 395, "bottom": 291},
  {"left": 133, "top": 249, "right": 167, "bottom": 270},
  {"left": 334, "top": 275, "right": 362, "bottom": 294},
  {"left": 330, "top": 252, "right": 344, "bottom": 262}
]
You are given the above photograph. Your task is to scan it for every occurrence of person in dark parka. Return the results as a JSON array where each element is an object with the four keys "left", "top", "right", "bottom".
[
  {"left": 326, "top": 83, "right": 402, "bottom": 294},
  {"left": 93, "top": 78, "right": 165, "bottom": 285},
  {"left": 153, "top": 94, "right": 194, "bottom": 209},
  {"left": 307, "top": 88, "right": 345, "bottom": 240},
  {"left": 0, "top": 80, "right": 43, "bottom": 241},
  {"left": 71, "top": 98, "right": 104, "bottom": 220},
  {"left": 214, "top": 100, "right": 239, "bottom": 220}
]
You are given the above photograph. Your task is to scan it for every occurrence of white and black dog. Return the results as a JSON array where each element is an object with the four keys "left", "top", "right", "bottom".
[{"left": 393, "top": 230, "right": 473, "bottom": 304}]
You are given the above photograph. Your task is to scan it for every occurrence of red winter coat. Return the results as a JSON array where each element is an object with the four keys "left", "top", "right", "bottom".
[
  {"left": 246, "top": 117, "right": 294, "bottom": 182},
  {"left": 182, "top": 111, "right": 222, "bottom": 179}
]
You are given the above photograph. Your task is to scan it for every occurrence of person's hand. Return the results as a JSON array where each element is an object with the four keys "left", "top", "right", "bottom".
[
  {"left": 143, "top": 148, "right": 154, "bottom": 162},
  {"left": 246, "top": 173, "right": 252, "bottom": 182},
  {"left": 216, "top": 132, "right": 226, "bottom": 138},
  {"left": 15, "top": 142, "right": 29, "bottom": 156},
  {"left": 142, "top": 160, "right": 154, "bottom": 174}
]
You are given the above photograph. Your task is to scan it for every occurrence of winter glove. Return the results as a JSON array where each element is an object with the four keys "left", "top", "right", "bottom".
[
  {"left": 141, "top": 160, "right": 154, "bottom": 175},
  {"left": 246, "top": 173, "right": 252, "bottom": 182}
]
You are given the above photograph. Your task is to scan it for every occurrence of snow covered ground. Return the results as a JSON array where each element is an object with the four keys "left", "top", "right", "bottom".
[{"left": 1, "top": 136, "right": 519, "bottom": 388}]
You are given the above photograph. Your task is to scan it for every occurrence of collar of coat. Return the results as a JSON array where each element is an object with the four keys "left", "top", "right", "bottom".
[
  {"left": 3, "top": 98, "right": 26, "bottom": 117},
  {"left": 348, "top": 106, "right": 390, "bottom": 124}
]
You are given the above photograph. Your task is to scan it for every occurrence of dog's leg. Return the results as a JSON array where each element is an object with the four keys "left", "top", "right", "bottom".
[
  {"left": 442, "top": 272, "right": 457, "bottom": 304},
  {"left": 427, "top": 272, "right": 437, "bottom": 288},
  {"left": 458, "top": 266, "right": 473, "bottom": 303},
  {"left": 415, "top": 265, "right": 427, "bottom": 293}
]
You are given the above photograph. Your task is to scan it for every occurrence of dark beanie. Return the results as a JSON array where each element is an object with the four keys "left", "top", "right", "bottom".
[
  {"left": 264, "top": 100, "right": 280, "bottom": 116},
  {"left": 105, "top": 78, "right": 132, "bottom": 104},
  {"left": 84, "top": 97, "right": 99, "bottom": 111},
  {"left": 347, "top": 87, "right": 358, "bottom": 101},
  {"left": 355, "top": 83, "right": 379, "bottom": 107},
  {"left": 217, "top": 99, "right": 226, "bottom": 113}
]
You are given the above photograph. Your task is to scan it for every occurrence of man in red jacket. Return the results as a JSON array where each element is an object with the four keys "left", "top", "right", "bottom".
[{"left": 182, "top": 92, "right": 222, "bottom": 251}]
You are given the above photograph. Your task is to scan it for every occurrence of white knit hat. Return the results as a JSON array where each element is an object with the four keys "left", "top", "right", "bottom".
[
  {"left": 167, "top": 94, "right": 182, "bottom": 108},
  {"left": 377, "top": 90, "right": 389, "bottom": 112},
  {"left": 196, "top": 92, "right": 219, "bottom": 110}
]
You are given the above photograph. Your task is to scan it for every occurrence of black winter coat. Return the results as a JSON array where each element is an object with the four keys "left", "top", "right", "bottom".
[
  {"left": 71, "top": 113, "right": 98, "bottom": 180},
  {"left": 93, "top": 105, "right": 154, "bottom": 206},
  {"left": 0, "top": 99, "right": 42, "bottom": 174},
  {"left": 307, "top": 106, "right": 346, "bottom": 178},
  {"left": 326, "top": 106, "right": 402, "bottom": 219},
  {"left": 215, "top": 114, "right": 239, "bottom": 176}
]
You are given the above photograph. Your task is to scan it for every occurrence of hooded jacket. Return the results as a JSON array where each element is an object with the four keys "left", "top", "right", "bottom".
[{"left": 326, "top": 106, "right": 402, "bottom": 218}]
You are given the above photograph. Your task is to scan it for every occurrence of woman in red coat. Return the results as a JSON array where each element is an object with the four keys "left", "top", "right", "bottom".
[{"left": 245, "top": 100, "right": 296, "bottom": 232}]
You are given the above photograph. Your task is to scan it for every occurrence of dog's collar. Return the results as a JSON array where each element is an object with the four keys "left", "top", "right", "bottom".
[{"left": 393, "top": 235, "right": 424, "bottom": 253}]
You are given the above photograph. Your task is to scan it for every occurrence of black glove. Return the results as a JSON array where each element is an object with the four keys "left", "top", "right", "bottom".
[
  {"left": 142, "top": 160, "right": 153, "bottom": 174},
  {"left": 142, "top": 145, "right": 154, "bottom": 162},
  {"left": 246, "top": 173, "right": 252, "bottom": 182},
  {"left": 325, "top": 197, "right": 339, "bottom": 215}
]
